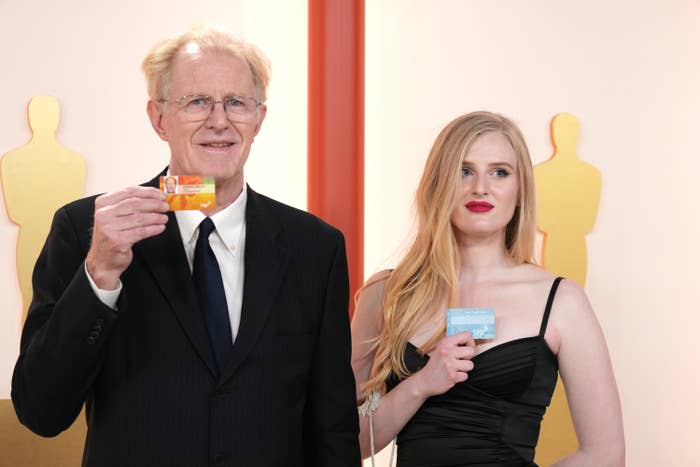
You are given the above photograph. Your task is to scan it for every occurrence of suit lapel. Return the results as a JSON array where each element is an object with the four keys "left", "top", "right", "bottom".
[
  {"left": 220, "top": 187, "right": 289, "bottom": 382},
  {"left": 134, "top": 171, "right": 218, "bottom": 377}
]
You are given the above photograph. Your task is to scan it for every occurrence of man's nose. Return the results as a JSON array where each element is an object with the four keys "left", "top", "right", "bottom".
[{"left": 205, "top": 101, "right": 229, "bottom": 129}]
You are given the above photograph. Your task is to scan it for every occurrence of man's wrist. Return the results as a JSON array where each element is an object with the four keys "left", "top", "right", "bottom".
[
  {"left": 84, "top": 263, "right": 122, "bottom": 309},
  {"left": 85, "top": 259, "right": 121, "bottom": 291}
]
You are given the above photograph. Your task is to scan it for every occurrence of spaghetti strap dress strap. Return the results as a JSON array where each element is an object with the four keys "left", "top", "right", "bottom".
[
  {"left": 389, "top": 277, "right": 564, "bottom": 466},
  {"left": 539, "top": 276, "right": 564, "bottom": 337}
]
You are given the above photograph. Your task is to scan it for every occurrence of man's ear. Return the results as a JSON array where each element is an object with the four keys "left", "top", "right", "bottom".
[
  {"left": 147, "top": 100, "right": 168, "bottom": 142},
  {"left": 253, "top": 104, "right": 267, "bottom": 136}
]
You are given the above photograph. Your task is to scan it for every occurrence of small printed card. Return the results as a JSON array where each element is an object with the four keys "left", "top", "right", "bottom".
[
  {"left": 446, "top": 308, "right": 495, "bottom": 339},
  {"left": 160, "top": 175, "right": 216, "bottom": 211}
]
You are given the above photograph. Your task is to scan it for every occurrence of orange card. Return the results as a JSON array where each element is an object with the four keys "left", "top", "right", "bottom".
[{"left": 160, "top": 175, "right": 216, "bottom": 211}]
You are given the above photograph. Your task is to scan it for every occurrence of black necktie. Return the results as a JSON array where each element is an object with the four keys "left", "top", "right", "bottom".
[{"left": 193, "top": 218, "right": 232, "bottom": 371}]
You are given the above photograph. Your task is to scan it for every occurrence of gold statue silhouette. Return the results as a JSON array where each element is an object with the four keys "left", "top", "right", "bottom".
[
  {"left": 1, "top": 95, "right": 86, "bottom": 324},
  {"left": 535, "top": 112, "right": 601, "bottom": 286},
  {"left": 1, "top": 96, "right": 87, "bottom": 466},
  {"left": 534, "top": 113, "right": 602, "bottom": 465}
]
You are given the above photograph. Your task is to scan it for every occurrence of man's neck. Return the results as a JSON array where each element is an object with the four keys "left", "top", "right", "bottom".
[{"left": 204, "top": 178, "right": 244, "bottom": 216}]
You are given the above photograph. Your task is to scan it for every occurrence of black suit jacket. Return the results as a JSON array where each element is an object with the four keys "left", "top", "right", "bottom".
[{"left": 11, "top": 173, "right": 360, "bottom": 466}]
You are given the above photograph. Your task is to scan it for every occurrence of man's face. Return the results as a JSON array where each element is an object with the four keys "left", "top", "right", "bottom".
[
  {"left": 148, "top": 48, "right": 266, "bottom": 194},
  {"left": 164, "top": 177, "right": 177, "bottom": 193}
]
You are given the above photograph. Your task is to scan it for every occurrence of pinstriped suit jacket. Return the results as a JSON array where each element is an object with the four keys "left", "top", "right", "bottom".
[{"left": 12, "top": 172, "right": 360, "bottom": 466}]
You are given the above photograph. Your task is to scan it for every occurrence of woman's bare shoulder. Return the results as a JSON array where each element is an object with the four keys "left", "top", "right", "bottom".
[
  {"left": 365, "top": 269, "right": 392, "bottom": 286},
  {"left": 532, "top": 274, "right": 597, "bottom": 345},
  {"left": 353, "top": 269, "right": 392, "bottom": 330},
  {"left": 510, "top": 263, "right": 559, "bottom": 290},
  {"left": 514, "top": 265, "right": 591, "bottom": 307},
  {"left": 542, "top": 275, "right": 593, "bottom": 314},
  {"left": 358, "top": 269, "right": 391, "bottom": 304}
]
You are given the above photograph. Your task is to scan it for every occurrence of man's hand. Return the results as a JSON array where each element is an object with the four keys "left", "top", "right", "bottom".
[{"left": 86, "top": 186, "right": 169, "bottom": 289}]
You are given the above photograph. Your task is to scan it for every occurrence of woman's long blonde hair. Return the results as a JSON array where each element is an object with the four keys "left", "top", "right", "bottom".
[{"left": 363, "top": 111, "right": 536, "bottom": 395}]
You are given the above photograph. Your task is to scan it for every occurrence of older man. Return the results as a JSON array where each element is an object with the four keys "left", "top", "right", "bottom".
[{"left": 12, "top": 27, "right": 360, "bottom": 467}]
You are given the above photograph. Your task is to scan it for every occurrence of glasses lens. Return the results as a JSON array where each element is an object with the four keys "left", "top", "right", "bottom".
[
  {"left": 224, "top": 97, "right": 256, "bottom": 117},
  {"left": 177, "top": 95, "right": 258, "bottom": 122},
  {"left": 183, "top": 96, "right": 212, "bottom": 115}
]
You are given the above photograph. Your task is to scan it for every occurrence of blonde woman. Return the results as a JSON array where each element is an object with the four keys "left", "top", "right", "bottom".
[{"left": 352, "top": 112, "right": 624, "bottom": 466}]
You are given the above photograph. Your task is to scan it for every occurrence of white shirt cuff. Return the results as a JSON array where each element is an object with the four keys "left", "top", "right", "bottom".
[{"left": 84, "top": 263, "right": 122, "bottom": 309}]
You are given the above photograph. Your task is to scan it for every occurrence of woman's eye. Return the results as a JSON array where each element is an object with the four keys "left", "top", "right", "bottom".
[
  {"left": 461, "top": 167, "right": 473, "bottom": 177},
  {"left": 493, "top": 168, "right": 510, "bottom": 177}
]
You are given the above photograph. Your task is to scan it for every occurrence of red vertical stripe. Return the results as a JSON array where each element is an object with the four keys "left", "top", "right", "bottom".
[{"left": 308, "top": 0, "right": 364, "bottom": 315}]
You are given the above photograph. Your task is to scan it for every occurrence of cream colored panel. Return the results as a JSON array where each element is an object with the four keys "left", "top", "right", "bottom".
[{"left": 365, "top": 1, "right": 700, "bottom": 465}]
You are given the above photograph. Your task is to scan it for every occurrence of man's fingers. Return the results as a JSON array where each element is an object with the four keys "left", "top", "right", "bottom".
[
  {"left": 103, "top": 212, "right": 169, "bottom": 232},
  {"left": 95, "top": 223, "right": 167, "bottom": 250},
  {"left": 100, "top": 197, "right": 170, "bottom": 218},
  {"left": 120, "top": 223, "right": 167, "bottom": 244},
  {"left": 93, "top": 192, "right": 169, "bottom": 237},
  {"left": 96, "top": 186, "right": 166, "bottom": 209},
  {"left": 99, "top": 221, "right": 167, "bottom": 246}
]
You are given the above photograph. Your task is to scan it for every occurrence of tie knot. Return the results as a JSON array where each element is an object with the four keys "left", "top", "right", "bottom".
[{"left": 199, "top": 218, "right": 216, "bottom": 238}]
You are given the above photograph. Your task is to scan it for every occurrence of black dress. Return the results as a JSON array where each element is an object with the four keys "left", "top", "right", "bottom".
[{"left": 387, "top": 277, "right": 563, "bottom": 467}]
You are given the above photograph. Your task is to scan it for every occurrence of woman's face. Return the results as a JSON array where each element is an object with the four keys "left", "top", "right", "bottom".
[{"left": 450, "top": 131, "right": 520, "bottom": 243}]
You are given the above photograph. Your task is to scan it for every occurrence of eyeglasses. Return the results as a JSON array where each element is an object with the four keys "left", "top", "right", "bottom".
[{"left": 166, "top": 94, "right": 263, "bottom": 122}]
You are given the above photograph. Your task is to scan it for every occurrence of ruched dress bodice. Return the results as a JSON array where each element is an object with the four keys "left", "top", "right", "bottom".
[{"left": 386, "top": 277, "right": 563, "bottom": 467}]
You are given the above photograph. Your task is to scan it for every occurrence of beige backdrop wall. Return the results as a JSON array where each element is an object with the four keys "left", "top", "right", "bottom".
[
  {"left": 365, "top": 1, "right": 699, "bottom": 466},
  {"left": 0, "top": 0, "right": 307, "bottom": 461},
  {"left": 3, "top": 1, "right": 700, "bottom": 466}
]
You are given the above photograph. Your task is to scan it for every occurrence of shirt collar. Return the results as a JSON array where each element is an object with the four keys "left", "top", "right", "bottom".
[{"left": 175, "top": 184, "right": 247, "bottom": 253}]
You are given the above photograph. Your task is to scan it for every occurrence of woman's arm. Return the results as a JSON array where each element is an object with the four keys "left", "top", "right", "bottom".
[
  {"left": 350, "top": 271, "right": 389, "bottom": 403},
  {"left": 351, "top": 273, "right": 475, "bottom": 459},
  {"left": 549, "top": 280, "right": 625, "bottom": 467},
  {"left": 352, "top": 271, "right": 419, "bottom": 456}
]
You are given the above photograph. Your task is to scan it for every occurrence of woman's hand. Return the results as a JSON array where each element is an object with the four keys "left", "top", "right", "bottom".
[{"left": 412, "top": 331, "right": 476, "bottom": 398}]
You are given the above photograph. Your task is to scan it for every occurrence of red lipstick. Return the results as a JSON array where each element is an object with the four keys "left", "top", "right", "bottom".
[{"left": 466, "top": 201, "right": 494, "bottom": 213}]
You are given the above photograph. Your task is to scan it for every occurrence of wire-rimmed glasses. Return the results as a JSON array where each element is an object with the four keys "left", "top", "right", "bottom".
[{"left": 166, "top": 94, "right": 262, "bottom": 122}]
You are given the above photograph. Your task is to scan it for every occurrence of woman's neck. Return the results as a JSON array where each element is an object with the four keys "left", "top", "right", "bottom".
[{"left": 456, "top": 232, "right": 515, "bottom": 282}]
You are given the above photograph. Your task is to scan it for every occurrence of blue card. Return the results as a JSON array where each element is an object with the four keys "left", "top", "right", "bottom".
[{"left": 446, "top": 308, "right": 495, "bottom": 339}]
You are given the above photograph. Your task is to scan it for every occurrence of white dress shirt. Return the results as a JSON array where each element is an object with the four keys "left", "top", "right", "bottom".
[{"left": 86, "top": 186, "right": 247, "bottom": 344}]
